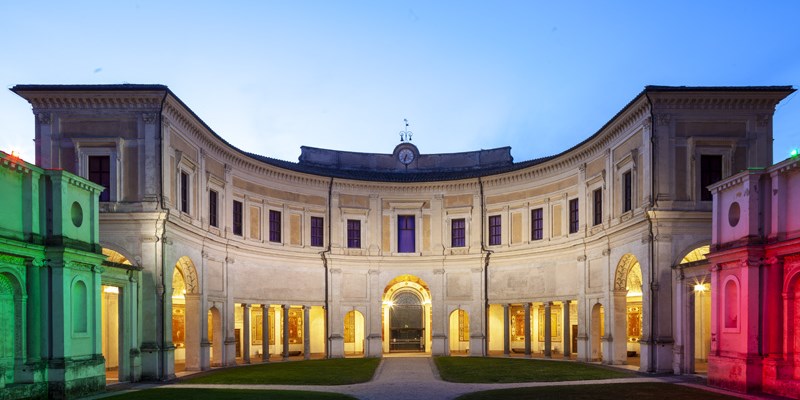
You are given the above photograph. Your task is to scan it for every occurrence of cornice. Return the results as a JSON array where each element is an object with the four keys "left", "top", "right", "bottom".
[
  {"left": 16, "top": 92, "right": 164, "bottom": 111},
  {"left": 649, "top": 93, "right": 788, "bottom": 112}
]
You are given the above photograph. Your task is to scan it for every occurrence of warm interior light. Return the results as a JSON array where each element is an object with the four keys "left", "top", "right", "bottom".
[
  {"left": 626, "top": 290, "right": 643, "bottom": 297},
  {"left": 423, "top": 299, "right": 432, "bottom": 305},
  {"left": 103, "top": 286, "right": 120, "bottom": 294},
  {"left": 694, "top": 284, "right": 707, "bottom": 293},
  {"left": 383, "top": 300, "right": 393, "bottom": 307}
]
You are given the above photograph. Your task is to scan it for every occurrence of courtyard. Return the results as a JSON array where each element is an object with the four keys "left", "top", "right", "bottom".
[{"left": 96, "top": 356, "right": 746, "bottom": 400}]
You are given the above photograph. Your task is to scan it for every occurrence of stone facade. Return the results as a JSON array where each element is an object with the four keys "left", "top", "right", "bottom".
[
  {"left": 707, "top": 154, "right": 800, "bottom": 398},
  {"left": 7, "top": 84, "right": 795, "bottom": 396}
]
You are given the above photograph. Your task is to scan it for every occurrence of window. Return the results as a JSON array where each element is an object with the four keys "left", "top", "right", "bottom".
[
  {"left": 398, "top": 215, "right": 415, "bottom": 253},
  {"left": 233, "top": 200, "right": 243, "bottom": 236},
  {"left": 700, "top": 155, "right": 723, "bottom": 201},
  {"left": 593, "top": 188, "right": 602, "bottom": 226},
  {"left": 209, "top": 190, "right": 218, "bottom": 228},
  {"left": 569, "top": 198, "right": 579, "bottom": 234},
  {"left": 347, "top": 219, "right": 361, "bottom": 248},
  {"left": 269, "top": 210, "right": 281, "bottom": 243},
  {"left": 622, "top": 170, "right": 632, "bottom": 212},
  {"left": 451, "top": 218, "right": 466, "bottom": 247},
  {"left": 488, "top": 215, "right": 501, "bottom": 246},
  {"left": 311, "top": 217, "right": 324, "bottom": 247},
  {"left": 88, "top": 155, "right": 110, "bottom": 202},
  {"left": 180, "top": 171, "right": 189, "bottom": 213},
  {"left": 531, "top": 208, "right": 543, "bottom": 240}
]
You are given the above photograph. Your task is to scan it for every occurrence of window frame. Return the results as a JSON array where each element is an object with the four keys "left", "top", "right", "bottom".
[
  {"left": 232, "top": 199, "right": 243, "bottom": 236},
  {"left": 451, "top": 218, "right": 466, "bottom": 248},
  {"left": 699, "top": 154, "right": 723, "bottom": 202},
  {"left": 592, "top": 188, "right": 602, "bottom": 226},
  {"left": 531, "top": 207, "right": 543, "bottom": 240},
  {"left": 397, "top": 215, "right": 416, "bottom": 253},
  {"left": 74, "top": 138, "right": 123, "bottom": 203},
  {"left": 346, "top": 219, "right": 361, "bottom": 249},
  {"left": 488, "top": 215, "right": 502, "bottom": 246},
  {"left": 622, "top": 170, "right": 633, "bottom": 213},
  {"left": 568, "top": 198, "right": 579, "bottom": 234},
  {"left": 269, "top": 209, "right": 282, "bottom": 243},
  {"left": 310, "top": 216, "right": 324, "bottom": 247},
  {"left": 180, "top": 171, "right": 190, "bottom": 214},
  {"left": 209, "top": 189, "right": 219, "bottom": 228}
]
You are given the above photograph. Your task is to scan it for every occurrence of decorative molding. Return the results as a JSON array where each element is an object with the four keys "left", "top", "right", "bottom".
[
  {"left": 142, "top": 112, "right": 158, "bottom": 124},
  {"left": 36, "top": 112, "right": 51, "bottom": 124},
  {"left": 577, "top": 255, "right": 587, "bottom": 262},
  {"left": 756, "top": 114, "right": 769, "bottom": 127},
  {"left": 433, "top": 269, "right": 445, "bottom": 275},
  {"left": 656, "top": 113, "right": 671, "bottom": 126},
  {"left": 0, "top": 254, "right": 26, "bottom": 266}
]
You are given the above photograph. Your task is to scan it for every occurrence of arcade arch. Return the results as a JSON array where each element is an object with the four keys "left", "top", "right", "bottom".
[
  {"left": 344, "top": 310, "right": 365, "bottom": 356},
  {"left": 612, "top": 254, "right": 643, "bottom": 366},
  {"left": 171, "top": 256, "right": 201, "bottom": 371},
  {"left": 382, "top": 275, "right": 432, "bottom": 353},
  {"left": 678, "top": 245, "right": 711, "bottom": 373},
  {"left": 0, "top": 272, "right": 22, "bottom": 384}
]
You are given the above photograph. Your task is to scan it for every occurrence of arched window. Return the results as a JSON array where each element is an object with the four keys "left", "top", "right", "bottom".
[
  {"left": 723, "top": 277, "right": 739, "bottom": 330},
  {"left": 72, "top": 280, "right": 88, "bottom": 333}
]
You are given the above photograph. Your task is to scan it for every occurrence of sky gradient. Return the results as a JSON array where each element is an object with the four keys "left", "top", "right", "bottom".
[{"left": 2, "top": 1, "right": 799, "bottom": 164}]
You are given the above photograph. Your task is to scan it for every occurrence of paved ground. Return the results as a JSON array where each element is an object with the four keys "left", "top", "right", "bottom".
[{"left": 97, "top": 356, "right": 777, "bottom": 400}]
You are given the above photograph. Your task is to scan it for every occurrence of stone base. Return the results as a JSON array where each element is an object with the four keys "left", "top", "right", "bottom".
[{"left": 708, "top": 354, "right": 763, "bottom": 394}]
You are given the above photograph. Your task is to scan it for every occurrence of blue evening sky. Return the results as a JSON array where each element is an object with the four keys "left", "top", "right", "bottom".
[{"left": 1, "top": 1, "right": 799, "bottom": 164}]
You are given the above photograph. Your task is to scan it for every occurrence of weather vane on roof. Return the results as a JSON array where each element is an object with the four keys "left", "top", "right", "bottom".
[{"left": 399, "top": 118, "right": 413, "bottom": 142}]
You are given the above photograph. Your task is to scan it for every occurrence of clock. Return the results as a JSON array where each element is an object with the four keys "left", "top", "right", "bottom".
[{"left": 398, "top": 148, "right": 415, "bottom": 164}]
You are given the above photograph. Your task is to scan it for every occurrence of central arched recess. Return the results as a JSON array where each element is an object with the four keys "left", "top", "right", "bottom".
[{"left": 382, "top": 274, "right": 432, "bottom": 353}]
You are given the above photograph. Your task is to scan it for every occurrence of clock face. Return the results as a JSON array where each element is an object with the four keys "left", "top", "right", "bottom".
[{"left": 398, "top": 148, "right": 415, "bottom": 164}]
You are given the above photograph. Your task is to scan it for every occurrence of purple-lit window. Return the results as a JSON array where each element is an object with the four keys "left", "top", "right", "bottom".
[
  {"left": 347, "top": 219, "right": 361, "bottom": 248},
  {"left": 451, "top": 218, "right": 465, "bottom": 247},
  {"left": 269, "top": 210, "right": 281, "bottom": 243},
  {"left": 310, "top": 217, "right": 324, "bottom": 247},
  {"left": 489, "top": 215, "right": 501, "bottom": 246},
  {"left": 531, "top": 208, "right": 543, "bottom": 240},
  {"left": 88, "top": 156, "right": 110, "bottom": 202},
  {"left": 398, "top": 215, "right": 415, "bottom": 253}
]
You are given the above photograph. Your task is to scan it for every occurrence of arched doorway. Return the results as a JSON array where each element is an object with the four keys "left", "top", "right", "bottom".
[
  {"left": 613, "top": 254, "right": 643, "bottom": 366},
  {"left": 101, "top": 248, "right": 129, "bottom": 382},
  {"left": 172, "top": 256, "right": 200, "bottom": 371},
  {"left": 344, "top": 310, "right": 365, "bottom": 356},
  {"left": 0, "top": 272, "right": 22, "bottom": 384},
  {"left": 382, "top": 275, "right": 432, "bottom": 353},
  {"left": 209, "top": 306, "right": 223, "bottom": 366},
  {"left": 679, "top": 245, "right": 711, "bottom": 373},
  {"left": 591, "top": 303, "right": 604, "bottom": 361},
  {"left": 449, "top": 309, "right": 469, "bottom": 355}
]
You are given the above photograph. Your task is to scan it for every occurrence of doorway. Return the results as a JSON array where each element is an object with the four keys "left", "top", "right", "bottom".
[{"left": 390, "top": 292, "right": 424, "bottom": 352}]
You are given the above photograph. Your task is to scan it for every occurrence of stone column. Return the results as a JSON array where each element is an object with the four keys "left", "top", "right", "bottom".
[
  {"left": 26, "top": 259, "right": 43, "bottom": 362},
  {"left": 563, "top": 300, "right": 571, "bottom": 358},
  {"left": 242, "top": 304, "right": 251, "bottom": 364},
  {"left": 184, "top": 293, "right": 202, "bottom": 371},
  {"left": 523, "top": 303, "right": 532, "bottom": 357},
  {"left": 303, "top": 306, "right": 311, "bottom": 360},
  {"left": 262, "top": 304, "right": 270, "bottom": 362},
  {"left": 503, "top": 304, "right": 510, "bottom": 356},
  {"left": 612, "top": 290, "right": 627, "bottom": 365},
  {"left": 432, "top": 269, "right": 447, "bottom": 355},
  {"left": 282, "top": 305, "right": 290, "bottom": 360},
  {"left": 544, "top": 302, "right": 552, "bottom": 358}
]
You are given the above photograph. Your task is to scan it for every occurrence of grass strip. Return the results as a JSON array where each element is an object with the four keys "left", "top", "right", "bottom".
[
  {"left": 435, "top": 356, "right": 632, "bottom": 383},
  {"left": 180, "top": 358, "right": 380, "bottom": 385},
  {"left": 107, "top": 388, "right": 357, "bottom": 400},
  {"left": 455, "top": 382, "right": 738, "bottom": 400}
]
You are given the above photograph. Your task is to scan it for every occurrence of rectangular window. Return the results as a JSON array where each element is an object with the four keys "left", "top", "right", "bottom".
[
  {"left": 310, "top": 217, "right": 324, "bottom": 247},
  {"left": 179, "top": 171, "right": 189, "bottom": 213},
  {"left": 347, "top": 219, "right": 361, "bottom": 248},
  {"left": 569, "top": 198, "right": 579, "bottom": 234},
  {"left": 233, "top": 200, "right": 243, "bottom": 236},
  {"left": 269, "top": 210, "right": 282, "bottom": 243},
  {"left": 398, "top": 215, "right": 415, "bottom": 253},
  {"left": 593, "top": 188, "right": 602, "bottom": 226},
  {"left": 209, "top": 190, "right": 218, "bottom": 228},
  {"left": 531, "top": 208, "right": 543, "bottom": 240},
  {"left": 700, "top": 155, "right": 723, "bottom": 201},
  {"left": 488, "top": 215, "right": 501, "bottom": 246},
  {"left": 451, "top": 218, "right": 466, "bottom": 247},
  {"left": 623, "top": 170, "right": 632, "bottom": 212},
  {"left": 88, "top": 155, "right": 111, "bottom": 202}
]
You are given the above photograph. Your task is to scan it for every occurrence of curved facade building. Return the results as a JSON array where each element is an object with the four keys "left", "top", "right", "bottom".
[{"left": 10, "top": 84, "right": 794, "bottom": 385}]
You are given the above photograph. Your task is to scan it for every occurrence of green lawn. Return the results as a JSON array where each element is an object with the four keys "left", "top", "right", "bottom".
[
  {"left": 179, "top": 358, "right": 381, "bottom": 385},
  {"left": 106, "top": 388, "right": 356, "bottom": 400},
  {"left": 455, "top": 383, "right": 738, "bottom": 400},
  {"left": 434, "top": 357, "right": 632, "bottom": 383}
]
